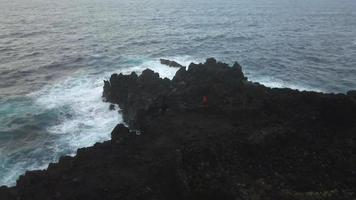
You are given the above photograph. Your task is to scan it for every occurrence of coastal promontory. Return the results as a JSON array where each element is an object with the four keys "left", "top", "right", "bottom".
[{"left": 1, "top": 58, "right": 355, "bottom": 200}]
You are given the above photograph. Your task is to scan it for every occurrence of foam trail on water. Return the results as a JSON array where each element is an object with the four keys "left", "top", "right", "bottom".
[
  {"left": 32, "top": 73, "right": 122, "bottom": 154},
  {"left": 250, "top": 76, "right": 323, "bottom": 92}
]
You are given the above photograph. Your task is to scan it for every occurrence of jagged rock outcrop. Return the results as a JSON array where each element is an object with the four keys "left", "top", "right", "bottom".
[
  {"left": 1, "top": 58, "right": 356, "bottom": 200},
  {"left": 160, "top": 59, "right": 184, "bottom": 68}
]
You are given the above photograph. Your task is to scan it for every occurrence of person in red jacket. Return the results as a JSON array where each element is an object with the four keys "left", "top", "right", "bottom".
[{"left": 202, "top": 95, "right": 208, "bottom": 107}]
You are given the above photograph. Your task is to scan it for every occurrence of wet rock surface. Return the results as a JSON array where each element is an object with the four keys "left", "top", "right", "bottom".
[{"left": 1, "top": 58, "right": 356, "bottom": 200}]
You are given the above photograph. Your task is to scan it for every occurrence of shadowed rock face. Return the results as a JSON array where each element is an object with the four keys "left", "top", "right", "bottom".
[{"left": 1, "top": 58, "right": 356, "bottom": 200}]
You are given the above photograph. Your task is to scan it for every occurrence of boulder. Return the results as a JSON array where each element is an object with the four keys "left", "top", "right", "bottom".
[
  {"left": 111, "top": 124, "right": 130, "bottom": 143},
  {"left": 160, "top": 59, "right": 184, "bottom": 68}
]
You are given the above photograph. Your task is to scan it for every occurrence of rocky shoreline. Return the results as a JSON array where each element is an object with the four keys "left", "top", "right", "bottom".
[{"left": 1, "top": 58, "right": 356, "bottom": 200}]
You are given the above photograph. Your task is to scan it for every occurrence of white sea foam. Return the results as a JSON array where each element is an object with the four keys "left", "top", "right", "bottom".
[
  {"left": 122, "top": 56, "right": 202, "bottom": 79},
  {"left": 0, "top": 56, "right": 199, "bottom": 186},
  {"left": 27, "top": 56, "right": 197, "bottom": 161},
  {"left": 31, "top": 73, "right": 121, "bottom": 153},
  {"left": 31, "top": 56, "right": 199, "bottom": 153},
  {"left": 0, "top": 158, "right": 49, "bottom": 187},
  {"left": 251, "top": 76, "right": 323, "bottom": 92}
]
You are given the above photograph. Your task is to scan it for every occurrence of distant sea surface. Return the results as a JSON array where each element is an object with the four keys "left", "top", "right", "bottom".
[{"left": 0, "top": 0, "right": 355, "bottom": 186}]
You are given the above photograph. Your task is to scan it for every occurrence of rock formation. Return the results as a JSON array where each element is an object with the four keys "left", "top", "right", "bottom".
[
  {"left": 160, "top": 59, "right": 185, "bottom": 68},
  {"left": 1, "top": 58, "right": 356, "bottom": 200}
]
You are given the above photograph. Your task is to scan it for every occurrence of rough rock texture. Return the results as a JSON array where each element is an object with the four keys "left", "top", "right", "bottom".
[{"left": 1, "top": 58, "right": 356, "bottom": 200}]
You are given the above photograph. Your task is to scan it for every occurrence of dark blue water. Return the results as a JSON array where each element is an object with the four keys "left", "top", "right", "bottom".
[{"left": 1, "top": 0, "right": 356, "bottom": 186}]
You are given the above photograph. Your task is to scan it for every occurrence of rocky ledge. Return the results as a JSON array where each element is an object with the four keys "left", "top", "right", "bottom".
[{"left": 1, "top": 58, "right": 356, "bottom": 200}]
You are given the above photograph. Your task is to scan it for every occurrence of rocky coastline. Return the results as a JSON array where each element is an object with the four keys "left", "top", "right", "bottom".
[{"left": 1, "top": 58, "right": 356, "bottom": 200}]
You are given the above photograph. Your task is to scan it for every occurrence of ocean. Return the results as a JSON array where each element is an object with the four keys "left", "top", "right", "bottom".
[{"left": 0, "top": 0, "right": 355, "bottom": 186}]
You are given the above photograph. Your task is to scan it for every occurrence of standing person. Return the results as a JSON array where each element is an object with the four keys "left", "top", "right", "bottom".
[{"left": 202, "top": 95, "right": 208, "bottom": 107}]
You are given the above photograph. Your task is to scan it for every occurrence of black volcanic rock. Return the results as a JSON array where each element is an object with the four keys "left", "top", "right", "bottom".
[
  {"left": 1, "top": 58, "right": 356, "bottom": 200},
  {"left": 160, "top": 59, "right": 184, "bottom": 68},
  {"left": 347, "top": 90, "right": 356, "bottom": 98}
]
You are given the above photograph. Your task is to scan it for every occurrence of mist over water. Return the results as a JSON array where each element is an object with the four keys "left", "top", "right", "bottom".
[{"left": 1, "top": 0, "right": 356, "bottom": 186}]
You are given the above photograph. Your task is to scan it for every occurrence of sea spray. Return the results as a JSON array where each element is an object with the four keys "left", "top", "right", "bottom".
[
  {"left": 0, "top": 70, "right": 121, "bottom": 186},
  {"left": 0, "top": 56, "right": 198, "bottom": 186}
]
